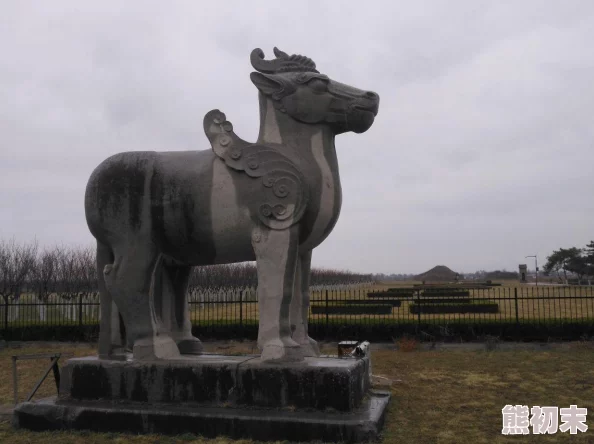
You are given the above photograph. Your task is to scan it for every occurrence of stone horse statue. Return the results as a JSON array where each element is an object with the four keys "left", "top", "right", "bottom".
[{"left": 85, "top": 47, "right": 380, "bottom": 362}]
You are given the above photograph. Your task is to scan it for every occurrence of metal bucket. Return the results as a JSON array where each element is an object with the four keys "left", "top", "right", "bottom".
[{"left": 337, "top": 341, "right": 358, "bottom": 357}]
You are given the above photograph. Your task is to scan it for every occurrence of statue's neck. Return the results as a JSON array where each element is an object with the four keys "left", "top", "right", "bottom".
[{"left": 256, "top": 95, "right": 335, "bottom": 154}]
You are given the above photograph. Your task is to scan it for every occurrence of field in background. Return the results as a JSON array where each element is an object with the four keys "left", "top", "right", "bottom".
[{"left": 2, "top": 279, "right": 594, "bottom": 343}]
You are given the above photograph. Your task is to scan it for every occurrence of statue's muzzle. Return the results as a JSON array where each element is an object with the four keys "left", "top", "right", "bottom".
[{"left": 352, "top": 92, "right": 380, "bottom": 116}]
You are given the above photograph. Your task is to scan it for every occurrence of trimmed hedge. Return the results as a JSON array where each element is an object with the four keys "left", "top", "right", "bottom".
[
  {"left": 422, "top": 289, "right": 470, "bottom": 296},
  {"left": 410, "top": 303, "right": 499, "bottom": 314},
  {"left": 311, "top": 304, "right": 392, "bottom": 315},
  {"left": 0, "top": 324, "right": 100, "bottom": 342},
  {"left": 341, "top": 299, "right": 401, "bottom": 307},
  {"left": 419, "top": 298, "right": 471, "bottom": 304},
  {"left": 414, "top": 285, "right": 489, "bottom": 290},
  {"left": 2, "top": 318, "right": 594, "bottom": 343},
  {"left": 308, "top": 320, "right": 594, "bottom": 342},
  {"left": 367, "top": 292, "right": 414, "bottom": 298}
]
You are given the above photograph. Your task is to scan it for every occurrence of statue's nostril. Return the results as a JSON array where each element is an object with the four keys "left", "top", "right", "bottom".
[{"left": 365, "top": 91, "right": 378, "bottom": 100}]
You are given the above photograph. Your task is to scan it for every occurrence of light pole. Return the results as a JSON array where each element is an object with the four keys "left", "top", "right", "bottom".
[{"left": 526, "top": 255, "right": 537, "bottom": 286}]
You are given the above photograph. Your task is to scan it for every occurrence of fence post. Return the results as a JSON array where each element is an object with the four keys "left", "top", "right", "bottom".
[
  {"left": 78, "top": 294, "right": 83, "bottom": 328},
  {"left": 239, "top": 290, "right": 243, "bottom": 327},
  {"left": 325, "top": 290, "right": 329, "bottom": 333},
  {"left": 416, "top": 289, "right": 421, "bottom": 326},
  {"left": 12, "top": 356, "right": 18, "bottom": 405},
  {"left": 514, "top": 287, "right": 519, "bottom": 324}
]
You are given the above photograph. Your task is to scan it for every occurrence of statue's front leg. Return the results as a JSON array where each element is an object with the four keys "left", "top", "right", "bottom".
[
  {"left": 290, "top": 250, "right": 320, "bottom": 357},
  {"left": 253, "top": 226, "right": 302, "bottom": 362}
]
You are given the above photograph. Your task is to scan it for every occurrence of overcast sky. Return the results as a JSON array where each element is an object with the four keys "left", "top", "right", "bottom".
[{"left": 1, "top": 1, "right": 593, "bottom": 275}]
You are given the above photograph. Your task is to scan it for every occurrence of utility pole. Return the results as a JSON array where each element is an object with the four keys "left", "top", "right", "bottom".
[{"left": 526, "top": 255, "right": 538, "bottom": 286}]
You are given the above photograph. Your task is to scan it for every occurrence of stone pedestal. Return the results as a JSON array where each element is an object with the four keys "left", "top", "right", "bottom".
[{"left": 13, "top": 354, "right": 390, "bottom": 442}]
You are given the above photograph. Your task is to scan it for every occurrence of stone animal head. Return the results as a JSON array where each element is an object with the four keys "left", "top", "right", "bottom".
[{"left": 250, "top": 47, "right": 380, "bottom": 135}]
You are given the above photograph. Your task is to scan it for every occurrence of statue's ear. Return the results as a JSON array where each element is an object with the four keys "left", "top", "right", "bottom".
[{"left": 250, "top": 72, "right": 282, "bottom": 96}]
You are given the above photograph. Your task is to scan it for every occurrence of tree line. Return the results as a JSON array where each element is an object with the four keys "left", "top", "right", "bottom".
[
  {"left": 543, "top": 241, "right": 594, "bottom": 282},
  {"left": 0, "top": 239, "right": 375, "bottom": 306}
]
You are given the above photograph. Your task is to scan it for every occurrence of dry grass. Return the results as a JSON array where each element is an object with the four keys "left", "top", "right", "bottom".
[
  {"left": 2, "top": 341, "right": 594, "bottom": 443},
  {"left": 377, "top": 343, "right": 594, "bottom": 443},
  {"left": 394, "top": 336, "right": 419, "bottom": 352}
]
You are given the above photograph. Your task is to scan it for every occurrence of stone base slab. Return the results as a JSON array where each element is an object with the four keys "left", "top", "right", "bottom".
[
  {"left": 60, "top": 354, "right": 371, "bottom": 412},
  {"left": 13, "top": 391, "right": 390, "bottom": 442}
]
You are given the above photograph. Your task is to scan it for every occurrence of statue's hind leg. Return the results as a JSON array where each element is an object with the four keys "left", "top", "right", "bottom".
[
  {"left": 158, "top": 258, "right": 203, "bottom": 354},
  {"left": 253, "top": 226, "right": 302, "bottom": 362},
  {"left": 103, "top": 241, "right": 180, "bottom": 360}
]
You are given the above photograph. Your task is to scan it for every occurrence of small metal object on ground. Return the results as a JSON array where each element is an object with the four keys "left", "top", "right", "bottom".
[
  {"left": 338, "top": 340, "right": 358, "bottom": 357},
  {"left": 11, "top": 353, "right": 73, "bottom": 405}
]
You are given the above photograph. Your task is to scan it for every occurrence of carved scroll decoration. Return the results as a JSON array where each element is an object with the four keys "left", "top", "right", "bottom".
[{"left": 203, "top": 109, "right": 309, "bottom": 230}]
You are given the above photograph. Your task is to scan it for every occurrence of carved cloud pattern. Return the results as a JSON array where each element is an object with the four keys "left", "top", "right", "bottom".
[{"left": 203, "top": 109, "right": 309, "bottom": 230}]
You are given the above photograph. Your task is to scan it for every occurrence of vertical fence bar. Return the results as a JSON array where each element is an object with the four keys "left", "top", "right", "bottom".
[
  {"left": 325, "top": 290, "right": 329, "bottom": 333},
  {"left": 514, "top": 287, "right": 519, "bottom": 324},
  {"left": 239, "top": 290, "right": 243, "bottom": 327},
  {"left": 12, "top": 356, "right": 18, "bottom": 405},
  {"left": 416, "top": 289, "right": 421, "bottom": 327},
  {"left": 565, "top": 287, "right": 575, "bottom": 322},
  {"left": 78, "top": 295, "right": 83, "bottom": 328},
  {"left": 579, "top": 285, "right": 584, "bottom": 324}
]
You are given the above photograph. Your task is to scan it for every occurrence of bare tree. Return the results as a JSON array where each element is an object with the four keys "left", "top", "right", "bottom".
[
  {"left": 0, "top": 239, "right": 38, "bottom": 327},
  {"left": 76, "top": 246, "right": 98, "bottom": 299},
  {"left": 55, "top": 246, "right": 86, "bottom": 321},
  {"left": 31, "top": 246, "right": 59, "bottom": 321},
  {"left": 76, "top": 246, "right": 99, "bottom": 323},
  {"left": 186, "top": 262, "right": 374, "bottom": 303}
]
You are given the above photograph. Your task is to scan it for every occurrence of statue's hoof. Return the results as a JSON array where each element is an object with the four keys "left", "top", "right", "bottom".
[
  {"left": 177, "top": 338, "right": 204, "bottom": 355},
  {"left": 299, "top": 337, "right": 321, "bottom": 357},
  {"left": 260, "top": 339, "right": 303, "bottom": 363},
  {"left": 133, "top": 335, "right": 180, "bottom": 360}
]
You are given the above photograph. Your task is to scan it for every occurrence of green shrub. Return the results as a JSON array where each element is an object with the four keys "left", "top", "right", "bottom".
[{"left": 409, "top": 303, "right": 498, "bottom": 314}]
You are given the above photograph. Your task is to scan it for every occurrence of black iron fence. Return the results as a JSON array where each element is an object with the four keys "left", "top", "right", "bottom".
[{"left": 2, "top": 285, "right": 594, "bottom": 341}]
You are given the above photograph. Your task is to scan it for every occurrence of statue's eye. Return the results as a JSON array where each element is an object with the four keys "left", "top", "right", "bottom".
[{"left": 308, "top": 79, "right": 328, "bottom": 93}]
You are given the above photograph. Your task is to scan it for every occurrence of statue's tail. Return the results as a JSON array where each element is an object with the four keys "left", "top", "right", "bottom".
[{"left": 96, "top": 241, "right": 124, "bottom": 358}]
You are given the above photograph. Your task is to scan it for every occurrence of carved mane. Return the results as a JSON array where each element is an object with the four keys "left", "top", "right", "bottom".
[{"left": 250, "top": 47, "right": 319, "bottom": 74}]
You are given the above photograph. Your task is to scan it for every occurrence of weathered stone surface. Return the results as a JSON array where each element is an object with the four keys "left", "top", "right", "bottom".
[
  {"left": 14, "top": 353, "right": 387, "bottom": 440},
  {"left": 84, "top": 47, "right": 380, "bottom": 362},
  {"left": 13, "top": 391, "right": 390, "bottom": 442},
  {"left": 59, "top": 355, "right": 370, "bottom": 412}
]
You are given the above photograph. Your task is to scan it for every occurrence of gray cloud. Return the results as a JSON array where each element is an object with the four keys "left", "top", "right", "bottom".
[{"left": 1, "top": 1, "right": 593, "bottom": 274}]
